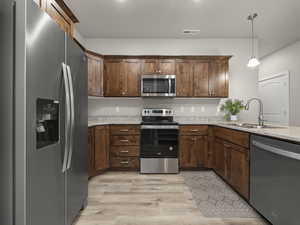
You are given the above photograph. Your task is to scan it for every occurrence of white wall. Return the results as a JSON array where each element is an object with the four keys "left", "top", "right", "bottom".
[
  {"left": 86, "top": 38, "right": 259, "bottom": 122},
  {"left": 73, "top": 28, "right": 86, "bottom": 46},
  {"left": 259, "top": 40, "right": 300, "bottom": 126}
]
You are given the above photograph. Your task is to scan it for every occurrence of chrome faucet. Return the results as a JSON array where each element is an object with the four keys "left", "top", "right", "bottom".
[{"left": 245, "top": 98, "right": 264, "bottom": 127}]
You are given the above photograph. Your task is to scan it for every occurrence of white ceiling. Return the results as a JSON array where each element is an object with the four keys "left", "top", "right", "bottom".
[{"left": 65, "top": 0, "right": 300, "bottom": 57}]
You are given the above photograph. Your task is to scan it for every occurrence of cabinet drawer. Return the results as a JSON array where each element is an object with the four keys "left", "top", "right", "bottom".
[
  {"left": 110, "top": 125, "right": 140, "bottom": 135},
  {"left": 110, "top": 157, "right": 139, "bottom": 169},
  {"left": 214, "top": 127, "right": 249, "bottom": 148},
  {"left": 110, "top": 146, "right": 140, "bottom": 157},
  {"left": 180, "top": 125, "right": 208, "bottom": 136},
  {"left": 111, "top": 135, "right": 140, "bottom": 146}
]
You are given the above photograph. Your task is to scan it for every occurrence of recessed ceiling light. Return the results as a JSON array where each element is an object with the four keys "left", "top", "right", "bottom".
[
  {"left": 117, "top": 0, "right": 126, "bottom": 3},
  {"left": 183, "top": 29, "right": 201, "bottom": 35}
]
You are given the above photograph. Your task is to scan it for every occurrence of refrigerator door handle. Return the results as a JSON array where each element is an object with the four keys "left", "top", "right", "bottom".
[
  {"left": 66, "top": 65, "right": 75, "bottom": 170},
  {"left": 62, "top": 63, "right": 71, "bottom": 172}
]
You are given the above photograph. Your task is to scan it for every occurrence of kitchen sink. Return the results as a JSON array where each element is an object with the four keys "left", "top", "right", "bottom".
[{"left": 224, "top": 123, "right": 285, "bottom": 129}]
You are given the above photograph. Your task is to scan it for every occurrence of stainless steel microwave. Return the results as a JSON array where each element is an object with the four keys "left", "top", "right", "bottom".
[{"left": 141, "top": 75, "right": 176, "bottom": 97}]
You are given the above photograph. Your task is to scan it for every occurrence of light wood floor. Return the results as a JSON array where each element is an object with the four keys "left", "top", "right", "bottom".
[{"left": 75, "top": 172, "right": 267, "bottom": 225}]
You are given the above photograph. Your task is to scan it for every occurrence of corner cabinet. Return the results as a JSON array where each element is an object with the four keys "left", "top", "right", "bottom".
[
  {"left": 87, "top": 53, "right": 104, "bottom": 97},
  {"left": 88, "top": 126, "right": 110, "bottom": 178},
  {"left": 104, "top": 59, "right": 141, "bottom": 97}
]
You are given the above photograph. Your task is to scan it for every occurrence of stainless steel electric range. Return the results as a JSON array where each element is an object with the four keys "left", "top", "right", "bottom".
[{"left": 140, "top": 108, "right": 179, "bottom": 174}]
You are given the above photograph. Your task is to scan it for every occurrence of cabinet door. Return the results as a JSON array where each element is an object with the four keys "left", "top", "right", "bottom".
[
  {"left": 175, "top": 60, "right": 194, "bottom": 97},
  {"left": 87, "top": 54, "right": 103, "bottom": 96},
  {"left": 104, "top": 60, "right": 123, "bottom": 96},
  {"left": 229, "top": 144, "right": 249, "bottom": 199},
  {"left": 94, "top": 126, "right": 109, "bottom": 171},
  {"left": 180, "top": 136, "right": 206, "bottom": 168},
  {"left": 88, "top": 128, "right": 95, "bottom": 177},
  {"left": 159, "top": 59, "right": 175, "bottom": 74},
  {"left": 124, "top": 59, "right": 141, "bottom": 97},
  {"left": 44, "top": 0, "right": 73, "bottom": 36},
  {"left": 142, "top": 59, "right": 158, "bottom": 74},
  {"left": 209, "top": 60, "right": 229, "bottom": 97},
  {"left": 194, "top": 61, "right": 209, "bottom": 97},
  {"left": 214, "top": 138, "right": 226, "bottom": 177}
]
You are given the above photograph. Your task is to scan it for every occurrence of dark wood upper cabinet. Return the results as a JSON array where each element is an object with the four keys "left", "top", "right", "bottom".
[
  {"left": 175, "top": 60, "right": 194, "bottom": 97},
  {"left": 104, "top": 59, "right": 123, "bottom": 96},
  {"left": 142, "top": 59, "right": 158, "bottom": 74},
  {"left": 87, "top": 53, "right": 104, "bottom": 97},
  {"left": 104, "top": 59, "right": 141, "bottom": 97},
  {"left": 209, "top": 60, "right": 229, "bottom": 97},
  {"left": 159, "top": 59, "right": 175, "bottom": 74},
  {"left": 123, "top": 59, "right": 141, "bottom": 97},
  {"left": 36, "top": 0, "right": 79, "bottom": 37},
  {"left": 142, "top": 59, "right": 175, "bottom": 75},
  {"left": 194, "top": 61, "right": 210, "bottom": 97}
]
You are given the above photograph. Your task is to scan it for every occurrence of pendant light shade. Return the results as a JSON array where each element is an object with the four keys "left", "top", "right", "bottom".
[
  {"left": 247, "top": 57, "right": 260, "bottom": 68},
  {"left": 247, "top": 13, "right": 260, "bottom": 68}
]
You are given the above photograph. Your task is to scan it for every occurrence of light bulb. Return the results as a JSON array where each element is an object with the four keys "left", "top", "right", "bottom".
[{"left": 247, "top": 57, "right": 260, "bottom": 68}]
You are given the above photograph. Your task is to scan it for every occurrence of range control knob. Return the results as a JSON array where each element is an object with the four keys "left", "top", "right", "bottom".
[{"left": 169, "top": 146, "right": 174, "bottom": 151}]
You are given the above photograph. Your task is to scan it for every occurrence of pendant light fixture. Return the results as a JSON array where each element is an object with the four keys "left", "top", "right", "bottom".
[{"left": 247, "top": 13, "right": 260, "bottom": 68}]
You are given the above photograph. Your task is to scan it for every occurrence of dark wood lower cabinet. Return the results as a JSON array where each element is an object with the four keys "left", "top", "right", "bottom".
[
  {"left": 88, "top": 126, "right": 110, "bottom": 178},
  {"left": 212, "top": 135, "right": 250, "bottom": 200},
  {"left": 179, "top": 135, "right": 207, "bottom": 169},
  {"left": 88, "top": 124, "right": 249, "bottom": 200},
  {"left": 214, "top": 138, "right": 227, "bottom": 178},
  {"left": 179, "top": 126, "right": 208, "bottom": 169},
  {"left": 110, "top": 125, "right": 140, "bottom": 170}
]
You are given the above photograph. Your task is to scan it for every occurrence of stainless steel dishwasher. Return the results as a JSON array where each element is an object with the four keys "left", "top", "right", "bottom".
[{"left": 251, "top": 135, "right": 300, "bottom": 225}]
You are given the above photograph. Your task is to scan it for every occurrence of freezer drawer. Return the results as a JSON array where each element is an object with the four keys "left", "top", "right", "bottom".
[{"left": 250, "top": 135, "right": 300, "bottom": 225}]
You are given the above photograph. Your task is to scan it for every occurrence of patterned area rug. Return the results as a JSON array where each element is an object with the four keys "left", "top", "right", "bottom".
[{"left": 181, "top": 171, "right": 260, "bottom": 218}]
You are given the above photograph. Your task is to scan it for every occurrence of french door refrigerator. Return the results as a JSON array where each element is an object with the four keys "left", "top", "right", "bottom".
[{"left": 0, "top": 1, "right": 88, "bottom": 225}]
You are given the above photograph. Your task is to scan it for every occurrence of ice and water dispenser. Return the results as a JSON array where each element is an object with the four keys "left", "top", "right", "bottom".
[{"left": 36, "top": 98, "right": 59, "bottom": 149}]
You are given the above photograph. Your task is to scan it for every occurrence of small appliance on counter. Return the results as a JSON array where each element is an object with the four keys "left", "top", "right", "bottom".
[{"left": 140, "top": 108, "right": 179, "bottom": 174}]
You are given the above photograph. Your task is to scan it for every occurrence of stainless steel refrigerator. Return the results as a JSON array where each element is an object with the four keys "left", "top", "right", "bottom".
[{"left": 0, "top": 1, "right": 88, "bottom": 225}]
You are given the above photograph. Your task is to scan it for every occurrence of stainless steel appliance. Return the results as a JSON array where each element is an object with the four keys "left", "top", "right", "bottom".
[
  {"left": 0, "top": 1, "right": 88, "bottom": 225},
  {"left": 140, "top": 109, "right": 179, "bottom": 174},
  {"left": 141, "top": 75, "right": 176, "bottom": 97},
  {"left": 251, "top": 135, "right": 300, "bottom": 225}
]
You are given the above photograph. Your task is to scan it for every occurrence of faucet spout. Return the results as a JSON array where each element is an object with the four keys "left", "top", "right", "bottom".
[{"left": 245, "top": 98, "right": 264, "bottom": 127}]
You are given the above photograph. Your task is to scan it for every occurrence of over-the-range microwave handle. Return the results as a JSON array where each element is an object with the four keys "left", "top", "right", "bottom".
[
  {"left": 66, "top": 65, "right": 75, "bottom": 170},
  {"left": 252, "top": 140, "right": 300, "bottom": 161},
  {"left": 62, "top": 63, "right": 71, "bottom": 172}
]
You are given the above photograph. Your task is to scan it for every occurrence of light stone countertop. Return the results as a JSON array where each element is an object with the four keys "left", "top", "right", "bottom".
[{"left": 88, "top": 117, "right": 300, "bottom": 143}]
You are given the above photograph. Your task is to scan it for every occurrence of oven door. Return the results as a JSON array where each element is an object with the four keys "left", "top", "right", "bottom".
[
  {"left": 141, "top": 125, "right": 178, "bottom": 158},
  {"left": 141, "top": 75, "right": 176, "bottom": 97}
]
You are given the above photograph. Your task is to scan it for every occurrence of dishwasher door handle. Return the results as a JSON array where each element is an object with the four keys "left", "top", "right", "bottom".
[{"left": 252, "top": 140, "right": 300, "bottom": 161}]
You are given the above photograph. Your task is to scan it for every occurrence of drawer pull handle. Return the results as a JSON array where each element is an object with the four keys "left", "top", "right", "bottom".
[
  {"left": 191, "top": 130, "right": 199, "bottom": 132},
  {"left": 120, "top": 129, "right": 129, "bottom": 132},
  {"left": 120, "top": 150, "right": 129, "bottom": 153},
  {"left": 120, "top": 140, "right": 129, "bottom": 142},
  {"left": 120, "top": 161, "right": 129, "bottom": 164}
]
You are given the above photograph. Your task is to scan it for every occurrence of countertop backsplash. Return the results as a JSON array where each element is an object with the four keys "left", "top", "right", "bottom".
[{"left": 88, "top": 97, "right": 224, "bottom": 119}]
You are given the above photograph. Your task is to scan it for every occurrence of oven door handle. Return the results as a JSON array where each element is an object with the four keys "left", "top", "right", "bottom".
[
  {"left": 252, "top": 140, "right": 300, "bottom": 161},
  {"left": 141, "top": 125, "right": 179, "bottom": 130}
]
